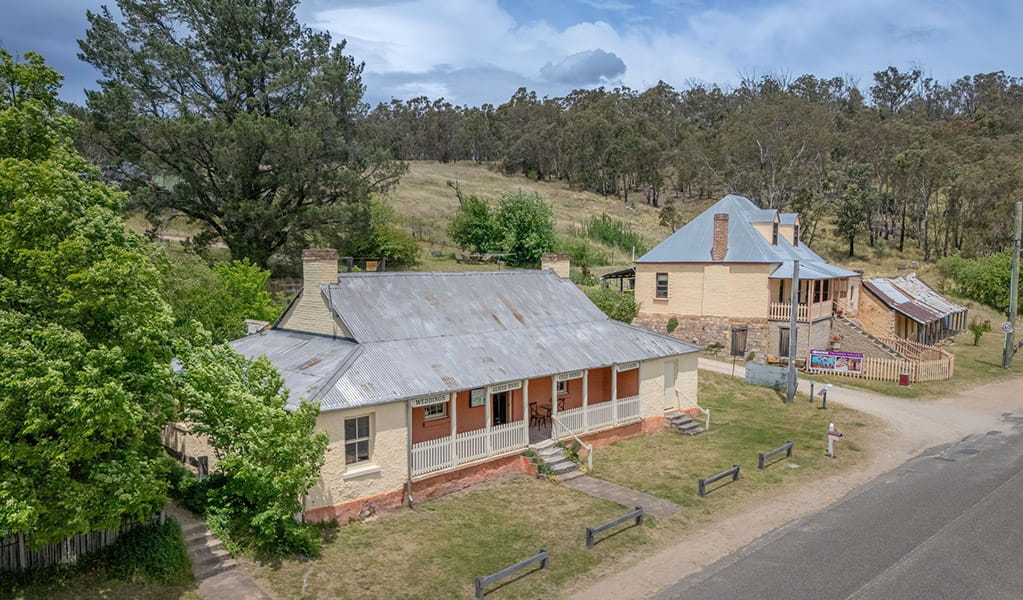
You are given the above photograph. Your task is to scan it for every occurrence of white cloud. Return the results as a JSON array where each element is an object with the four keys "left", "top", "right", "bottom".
[{"left": 307, "top": 0, "right": 1023, "bottom": 106}]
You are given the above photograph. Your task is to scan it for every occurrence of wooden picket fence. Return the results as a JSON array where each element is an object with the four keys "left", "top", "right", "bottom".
[
  {"left": 808, "top": 354, "right": 954, "bottom": 383},
  {"left": 0, "top": 511, "right": 164, "bottom": 572}
]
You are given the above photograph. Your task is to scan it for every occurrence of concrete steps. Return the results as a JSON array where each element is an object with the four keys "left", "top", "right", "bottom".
[
  {"left": 528, "top": 439, "right": 583, "bottom": 479},
  {"left": 665, "top": 411, "right": 705, "bottom": 436},
  {"left": 165, "top": 504, "right": 239, "bottom": 582}
]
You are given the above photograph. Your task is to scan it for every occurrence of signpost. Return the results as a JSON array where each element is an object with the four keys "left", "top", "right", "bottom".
[
  {"left": 827, "top": 423, "right": 842, "bottom": 457},
  {"left": 808, "top": 350, "right": 864, "bottom": 375}
]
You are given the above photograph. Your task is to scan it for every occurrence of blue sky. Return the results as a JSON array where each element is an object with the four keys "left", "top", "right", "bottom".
[{"left": 2, "top": 0, "right": 1022, "bottom": 107}]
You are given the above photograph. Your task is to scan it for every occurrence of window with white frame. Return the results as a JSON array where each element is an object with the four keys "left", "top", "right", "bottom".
[
  {"left": 556, "top": 380, "right": 568, "bottom": 395},
  {"left": 344, "top": 415, "right": 371, "bottom": 465},
  {"left": 424, "top": 402, "right": 448, "bottom": 421},
  {"left": 655, "top": 273, "right": 669, "bottom": 299}
]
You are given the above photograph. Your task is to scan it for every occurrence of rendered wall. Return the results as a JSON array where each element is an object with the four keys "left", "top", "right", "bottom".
[
  {"left": 636, "top": 263, "right": 772, "bottom": 320},
  {"left": 306, "top": 402, "right": 408, "bottom": 512},
  {"left": 858, "top": 289, "right": 896, "bottom": 339}
]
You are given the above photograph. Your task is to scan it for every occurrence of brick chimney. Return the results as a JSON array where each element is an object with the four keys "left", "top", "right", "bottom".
[
  {"left": 302, "top": 248, "right": 339, "bottom": 289},
  {"left": 711, "top": 214, "right": 729, "bottom": 261},
  {"left": 276, "top": 248, "right": 341, "bottom": 335},
  {"left": 541, "top": 252, "right": 571, "bottom": 278}
]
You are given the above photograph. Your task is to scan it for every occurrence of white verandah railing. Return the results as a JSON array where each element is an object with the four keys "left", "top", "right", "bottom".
[{"left": 410, "top": 395, "right": 644, "bottom": 479}]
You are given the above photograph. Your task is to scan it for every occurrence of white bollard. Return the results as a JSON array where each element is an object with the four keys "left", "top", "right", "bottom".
[{"left": 827, "top": 423, "right": 843, "bottom": 457}]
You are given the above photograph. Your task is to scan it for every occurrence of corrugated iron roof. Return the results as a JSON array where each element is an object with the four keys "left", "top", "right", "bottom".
[
  {"left": 318, "top": 320, "right": 699, "bottom": 411},
  {"left": 324, "top": 270, "right": 607, "bottom": 343},
  {"left": 638, "top": 195, "right": 858, "bottom": 280},
  {"left": 230, "top": 330, "right": 358, "bottom": 408},
  {"left": 234, "top": 270, "right": 699, "bottom": 412},
  {"left": 863, "top": 274, "right": 967, "bottom": 324}
]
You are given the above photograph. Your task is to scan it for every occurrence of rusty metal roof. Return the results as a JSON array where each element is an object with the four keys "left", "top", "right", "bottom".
[
  {"left": 863, "top": 274, "right": 967, "bottom": 324},
  {"left": 235, "top": 270, "right": 699, "bottom": 411}
]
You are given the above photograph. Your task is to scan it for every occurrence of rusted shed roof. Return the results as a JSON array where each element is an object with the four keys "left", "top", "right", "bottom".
[{"left": 863, "top": 274, "right": 967, "bottom": 324}]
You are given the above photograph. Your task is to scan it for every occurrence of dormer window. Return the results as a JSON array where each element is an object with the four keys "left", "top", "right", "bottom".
[
  {"left": 793, "top": 224, "right": 800, "bottom": 247},
  {"left": 771, "top": 222, "right": 779, "bottom": 245}
]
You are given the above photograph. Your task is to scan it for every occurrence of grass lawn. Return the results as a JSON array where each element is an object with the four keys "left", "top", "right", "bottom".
[
  {"left": 243, "top": 476, "right": 652, "bottom": 600},
  {"left": 242, "top": 369, "right": 878, "bottom": 600},
  {"left": 594, "top": 370, "right": 879, "bottom": 513},
  {"left": 5, "top": 576, "right": 201, "bottom": 600}
]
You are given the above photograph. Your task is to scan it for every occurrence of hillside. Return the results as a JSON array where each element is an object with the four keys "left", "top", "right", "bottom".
[{"left": 381, "top": 161, "right": 714, "bottom": 265}]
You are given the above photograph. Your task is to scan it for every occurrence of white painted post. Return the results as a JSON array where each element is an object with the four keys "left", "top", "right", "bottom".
[
  {"left": 828, "top": 423, "right": 835, "bottom": 457},
  {"left": 484, "top": 386, "right": 492, "bottom": 453},
  {"left": 551, "top": 377, "right": 558, "bottom": 438},
  {"left": 582, "top": 370, "right": 589, "bottom": 432},
  {"left": 521, "top": 379, "right": 529, "bottom": 446},
  {"left": 611, "top": 364, "right": 619, "bottom": 426},
  {"left": 450, "top": 392, "right": 458, "bottom": 467}
]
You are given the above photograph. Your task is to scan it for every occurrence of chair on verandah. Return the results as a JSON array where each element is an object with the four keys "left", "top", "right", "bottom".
[{"left": 529, "top": 402, "right": 548, "bottom": 429}]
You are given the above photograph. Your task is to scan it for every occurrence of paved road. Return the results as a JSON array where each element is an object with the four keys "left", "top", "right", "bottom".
[{"left": 655, "top": 414, "right": 1023, "bottom": 600}]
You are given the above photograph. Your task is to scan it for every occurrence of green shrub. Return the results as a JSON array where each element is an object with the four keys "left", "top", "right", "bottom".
[
  {"left": 666, "top": 317, "right": 679, "bottom": 334},
  {"left": 584, "top": 213, "right": 648, "bottom": 255},
  {"left": 968, "top": 318, "right": 991, "bottom": 346},
  {"left": 570, "top": 268, "right": 599, "bottom": 287},
  {"left": 106, "top": 518, "right": 191, "bottom": 584},
  {"left": 557, "top": 235, "right": 612, "bottom": 267},
  {"left": 939, "top": 251, "right": 1021, "bottom": 313},
  {"left": 585, "top": 288, "right": 639, "bottom": 324}
]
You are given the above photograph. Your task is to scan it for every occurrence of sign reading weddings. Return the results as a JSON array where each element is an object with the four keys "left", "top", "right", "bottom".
[
  {"left": 808, "top": 350, "right": 864, "bottom": 375},
  {"left": 412, "top": 394, "right": 449, "bottom": 408}
]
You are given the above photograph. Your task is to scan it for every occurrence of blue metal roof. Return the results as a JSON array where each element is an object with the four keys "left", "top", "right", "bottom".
[{"left": 638, "top": 195, "right": 857, "bottom": 280}]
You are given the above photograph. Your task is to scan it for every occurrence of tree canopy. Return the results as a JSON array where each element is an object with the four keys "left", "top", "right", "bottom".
[
  {"left": 78, "top": 0, "right": 404, "bottom": 267},
  {"left": 0, "top": 50, "right": 176, "bottom": 542}
]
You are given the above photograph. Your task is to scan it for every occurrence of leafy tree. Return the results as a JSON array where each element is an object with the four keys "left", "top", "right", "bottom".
[
  {"left": 0, "top": 51, "right": 175, "bottom": 542},
  {"left": 585, "top": 288, "right": 639, "bottom": 324},
  {"left": 155, "top": 252, "right": 284, "bottom": 344},
  {"left": 832, "top": 163, "right": 879, "bottom": 257},
  {"left": 495, "top": 191, "right": 557, "bottom": 267},
  {"left": 448, "top": 195, "right": 501, "bottom": 254},
  {"left": 78, "top": 0, "right": 405, "bottom": 267},
  {"left": 323, "top": 197, "right": 420, "bottom": 269},
  {"left": 175, "top": 342, "right": 328, "bottom": 555},
  {"left": 967, "top": 318, "right": 992, "bottom": 346}
]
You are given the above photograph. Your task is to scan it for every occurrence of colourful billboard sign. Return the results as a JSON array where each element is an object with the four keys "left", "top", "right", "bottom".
[{"left": 809, "top": 350, "right": 864, "bottom": 374}]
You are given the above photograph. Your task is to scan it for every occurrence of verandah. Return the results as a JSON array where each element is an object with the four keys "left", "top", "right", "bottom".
[{"left": 409, "top": 365, "right": 641, "bottom": 479}]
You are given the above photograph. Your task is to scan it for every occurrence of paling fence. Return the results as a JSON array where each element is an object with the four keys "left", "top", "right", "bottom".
[{"left": 0, "top": 512, "right": 164, "bottom": 572}]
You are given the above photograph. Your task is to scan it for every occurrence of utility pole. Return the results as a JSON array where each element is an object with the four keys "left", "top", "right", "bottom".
[
  {"left": 1003, "top": 201, "right": 1021, "bottom": 368},
  {"left": 786, "top": 260, "right": 800, "bottom": 403}
]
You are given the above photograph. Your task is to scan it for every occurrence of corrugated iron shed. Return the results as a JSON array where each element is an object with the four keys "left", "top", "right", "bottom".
[{"left": 863, "top": 274, "right": 967, "bottom": 324}]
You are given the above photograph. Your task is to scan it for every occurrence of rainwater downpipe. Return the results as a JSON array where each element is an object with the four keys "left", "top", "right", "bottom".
[{"left": 406, "top": 399, "right": 414, "bottom": 508}]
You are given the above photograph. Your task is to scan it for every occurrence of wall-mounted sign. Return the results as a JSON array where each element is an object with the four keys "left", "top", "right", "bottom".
[
  {"left": 490, "top": 381, "right": 522, "bottom": 394},
  {"left": 615, "top": 362, "right": 639, "bottom": 372},
  {"left": 469, "top": 388, "right": 485, "bottom": 407},
  {"left": 412, "top": 394, "right": 448, "bottom": 408},
  {"left": 555, "top": 370, "right": 584, "bottom": 382},
  {"left": 808, "top": 350, "right": 863, "bottom": 375}
]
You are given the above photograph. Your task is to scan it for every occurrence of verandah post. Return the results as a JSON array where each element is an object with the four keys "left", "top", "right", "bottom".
[
  {"left": 611, "top": 364, "right": 619, "bottom": 426},
  {"left": 521, "top": 379, "right": 529, "bottom": 446},
  {"left": 484, "top": 386, "right": 491, "bottom": 453},
  {"left": 450, "top": 392, "right": 458, "bottom": 467},
  {"left": 582, "top": 369, "right": 589, "bottom": 432}
]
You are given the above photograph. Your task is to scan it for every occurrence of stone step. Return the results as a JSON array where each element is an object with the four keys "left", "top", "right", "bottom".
[
  {"left": 550, "top": 460, "right": 580, "bottom": 475},
  {"left": 193, "top": 547, "right": 232, "bottom": 567},
  {"left": 530, "top": 439, "right": 557, "bottom": 451},
  {"left": 180, "top": 521, "right": 206, "bottom": 537},
  {"left": 677, "top": 421, "right": 701, "bottom": 432},
  {"left": 195, "top": 558, "right": 238, "bottom": 581},
  {"left": 558, "top": 470, "right": 586, "bottom": 482},
  {"left": 184, "top": 528, "right": 218, "bottom": 546},
  {"left": 536, "top": 446, "right": 565, "bottom": 460},
  {"left": 189, "top": 539, "right": 226, "bottom": 560}
]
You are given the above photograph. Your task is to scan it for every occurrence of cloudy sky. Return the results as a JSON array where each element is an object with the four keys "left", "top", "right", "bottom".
[{"left": 2, "top": 0, "right": 1022, "bottom": 107}]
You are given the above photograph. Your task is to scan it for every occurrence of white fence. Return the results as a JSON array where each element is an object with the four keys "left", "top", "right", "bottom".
[
  {"left": 1, "top": 512, "right": 163, "bottom": 572},
  {"left": 553, "top": 395, "right": 641, "bottom": 439},
  {"left": 410, "top": 395, "right": 645, "bottom": 479},
  {"left": 412, "top": 421, "right": 528, "bottom": 478}
]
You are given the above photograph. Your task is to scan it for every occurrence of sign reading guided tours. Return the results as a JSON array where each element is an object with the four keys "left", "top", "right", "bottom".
[
  {"left": 490, "top": 381, "right": 522, "bottom": 394},
  {"left": 808, "top": 350, "right": 863, "bottom": 375}
]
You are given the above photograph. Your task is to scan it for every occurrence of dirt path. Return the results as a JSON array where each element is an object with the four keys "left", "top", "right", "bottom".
[{"left": 568, "top": 360, "right": 1023, "bottom": 600}]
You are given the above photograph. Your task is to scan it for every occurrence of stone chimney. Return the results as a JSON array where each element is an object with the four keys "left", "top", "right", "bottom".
[
  {"left": 276, "top": 248, "right": 343, "bottom": 336},
  {"left": 711, "top": 214, "right": 729, "bottom": 261},
  {"left": 541, "top": 253, "right": 571, "bottom": 278}
]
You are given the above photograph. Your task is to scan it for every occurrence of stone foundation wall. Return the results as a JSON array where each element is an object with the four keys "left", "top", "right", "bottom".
[
  {"left": 766, "top": 319, "right": 835, "bottom": 360},
  {"left": 634, "top": 313, "right": 769, "bottom": 359}
]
